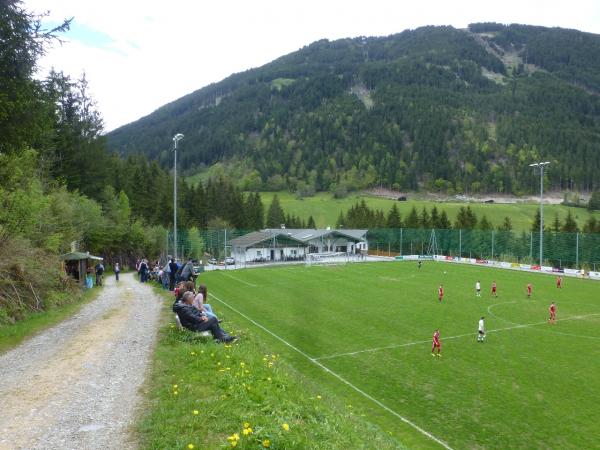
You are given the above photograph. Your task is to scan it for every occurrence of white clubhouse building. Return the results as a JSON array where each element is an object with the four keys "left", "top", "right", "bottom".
[{"left": 228, "top": 228, "right": 368, "bottom": 263}]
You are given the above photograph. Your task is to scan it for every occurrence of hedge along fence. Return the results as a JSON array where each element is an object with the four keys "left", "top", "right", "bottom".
[
  {"left": 165, "top": 228, "right": 600, "bottom": 271},
  {"left": 367, "top": 228, "right": 600, "bottom": 269}
]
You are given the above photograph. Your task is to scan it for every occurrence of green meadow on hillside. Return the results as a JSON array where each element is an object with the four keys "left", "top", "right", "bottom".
[
  {"left": 258, "top": 191, "right": 599, "bottom": 231},
  {"left": 192, "top": 262, "right": 600, "bottom": 449}
]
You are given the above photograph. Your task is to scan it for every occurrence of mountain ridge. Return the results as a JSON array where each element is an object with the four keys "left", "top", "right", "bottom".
[{"left": 107, "top": 23, "right": 600, "bottom": 194}]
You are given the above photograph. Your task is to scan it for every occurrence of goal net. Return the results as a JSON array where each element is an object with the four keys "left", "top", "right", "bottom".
[{"left": 305, "top": 252, "right": 358, "bottom": 266}]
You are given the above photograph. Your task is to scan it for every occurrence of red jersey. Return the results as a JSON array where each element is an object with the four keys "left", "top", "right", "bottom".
[
  {"left": 557, "top": 277, "right": 562, "bottom": 287},
  {"left": 549, "top": 304, "right": 556, "bottom": 315},
  {"left": 438, "top": 287, "right": 444, "bottom": 297},
  {"left": 432, "top": 331, "right": 440, "bottom": 345},
  {"left": 491, "top": 282, "right": 497, "bottom": 291},
  {"left": 527, "top": 284, "right": 532, "bottom": 294}
]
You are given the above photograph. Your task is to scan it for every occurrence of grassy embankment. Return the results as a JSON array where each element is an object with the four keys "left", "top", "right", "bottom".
[
  {"left": 137, "top": 285, "right": 410, "bottom": 450},
  {"left": 0, "top": 285, "right": 102, "bottom": 354},
  {"left": 259, "top": 192, "right": 599, "bottom": 232}
]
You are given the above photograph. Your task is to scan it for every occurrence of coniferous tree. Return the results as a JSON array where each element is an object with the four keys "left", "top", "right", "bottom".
[
  {"left": 419, "top": 207, "right": 431, "bottom": 229},
  {"left": 430, "top": 206, "right": 440, "bottom": 228},
  {"left": 335, "top": 211, "right": 346, "bottom": 229},
  {"left": 245, "top": 192, "right": 264, "bottom": 230},
  {"left": 439, "top": 210, "right": 451, "bottom": 229},
  {"left": 561, "top": 210, "right": 578, "bottom": 232},
  {"left": 266, "top": 194, "right": 285, "bottom": 228},
  {"left": 307, "top": 215, "right": 316, "bottom": 228},
  {"left": 552, "top": 214, "right": 562, "bottom": 232},
  {"left": 405, "top": 206, "right": 420, "bottom": 228},
  {"left": 386, "top": 204, "right": 402, "bottom": 228},
  {"left": 499, "top": 216, "right": 513, "bottom": 231},
  {"left": 479, "top": 215, "right": 492, "bottom": 230},
  {"left": 588, "top": 191, "right": 600, "bottom": 211}
]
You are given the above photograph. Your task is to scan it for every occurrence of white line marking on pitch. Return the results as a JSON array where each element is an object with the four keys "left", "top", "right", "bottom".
[
  {"left": 315, "top": 313, "right": 600, "bottom": 361},
  {"left": 210, "top": 292, "right": 455, "bottom": 450},
  {"left": 218, "top": 272, "right": 258, "bottom": 287},
  {"left": 487, "top": 302, "right": 600, "bottom": 340}
]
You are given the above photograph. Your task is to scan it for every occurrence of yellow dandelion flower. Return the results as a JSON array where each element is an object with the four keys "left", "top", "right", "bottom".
[
  {"left": 230, "top": 441, "right": 237, "bottom": 448},
  {"left": 262, "top": 439, "right": 271, "bottom": 448},
  {"left": 267, "top": 377, "right": 272, "bottom": 381},
  {"left": 190, "top": 352, "right": 195, "bottom": 356},
  {"left": 193, "top": 410, "right": 199, "bottom": 415},
  {"left": 282, "top": 423, "right": 290, "bottom": 431},
  {"left": 240, "top": 362, "right": 245, "bottom": 367},
  {"left": 217, "top": 362, "right": 222, "bottom": 366},
  {"left": 173, "top": 384, "right": 178, "bottom": 389},
  {"left": 200, "top": 350, "right": 204, "bottom": 354},
  {"left": 245, "top": 370, "right": 250, "bottom": 374},
  {"left": 173, "top": 391, "right": 178, "bottom": 396},
  {"left": 316, "top": 395, "right": 322, "bottom": 399},
  {"left": 262, "top": 357, "right": 268, "bottom": 361},
  {"left": 188, "top": 444, "right": 194, "bottom": 449},
  {"left": 243, "top": 422, "right": 250, "bottom": 428},
  {"left": 242, "top": 428, "right": 251, "bottom": 436}
]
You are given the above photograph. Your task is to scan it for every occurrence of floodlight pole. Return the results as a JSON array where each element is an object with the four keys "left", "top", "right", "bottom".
[
  {"left": 529, "top": 161, "right": 550, "bottom": 265},
  {"left": 172, "top": 133, "right": 184, "bottom": 261}
]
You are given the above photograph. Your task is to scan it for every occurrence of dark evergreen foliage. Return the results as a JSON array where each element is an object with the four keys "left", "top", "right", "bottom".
[{"left": 108, "top": 24, "right": 600, "bottom": 194}]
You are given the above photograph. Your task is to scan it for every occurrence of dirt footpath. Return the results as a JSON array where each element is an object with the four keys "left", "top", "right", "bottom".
[{"left": 0, "top": 273, "right": 164, "bottom": 450}]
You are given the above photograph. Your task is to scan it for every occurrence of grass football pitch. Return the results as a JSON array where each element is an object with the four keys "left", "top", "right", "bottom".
[{"left": 202, "top": 262, "right": 600, "bottom": 449}]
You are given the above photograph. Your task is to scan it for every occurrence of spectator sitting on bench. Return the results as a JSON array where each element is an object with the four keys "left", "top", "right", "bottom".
[
  {"left": 173, "top": 291, "right": 237, "bottom": 343},
  {"left": 193, "top": 284, "right": 219, "bottom": 321}
]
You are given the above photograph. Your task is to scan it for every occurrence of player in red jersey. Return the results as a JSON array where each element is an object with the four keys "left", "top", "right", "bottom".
[
  {"left": 527, "top": 283, "right": 532, "bottom": 298},
  {"left": 431, "top": 329, "right": 441, "bottom": 356},
  {"left": 491, "top": 280, "right": 497, "bottom": 297},
  {"left": 549, "top": 302, "right": 557, "bottom": 324},
  {"left": 438, "top": 284, "right": 444, "bottom": 302},
  {"left": 556, "top": 276, "right": 563, "bottom": 289}
]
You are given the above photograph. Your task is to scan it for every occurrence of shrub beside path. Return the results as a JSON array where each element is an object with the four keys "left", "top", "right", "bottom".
[{"left": 0, "top": 273, "right": 163, "bottom": 450}]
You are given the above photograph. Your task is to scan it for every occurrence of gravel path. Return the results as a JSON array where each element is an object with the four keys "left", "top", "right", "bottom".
[{"left": 0, "top": 273, "right": 163, "bottom": 450}]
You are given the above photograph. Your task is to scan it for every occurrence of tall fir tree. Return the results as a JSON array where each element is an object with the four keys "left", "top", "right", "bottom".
[{"left": 266, "top": 194, "right": 285, "bottom": 228}]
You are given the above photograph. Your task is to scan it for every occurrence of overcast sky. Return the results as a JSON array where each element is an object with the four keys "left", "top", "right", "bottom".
[{"left": 24, "top": 0, "right": 600, "bottom": 132}]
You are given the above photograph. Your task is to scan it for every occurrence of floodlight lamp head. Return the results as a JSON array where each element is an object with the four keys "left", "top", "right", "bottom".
[{"left": 173, "top": 133, "right": 184, "bottom": 142}]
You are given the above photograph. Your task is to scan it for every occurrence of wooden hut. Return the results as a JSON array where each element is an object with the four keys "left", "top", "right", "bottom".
[{"left": 60, "top": 251, "right": 103, "bottom": 287}]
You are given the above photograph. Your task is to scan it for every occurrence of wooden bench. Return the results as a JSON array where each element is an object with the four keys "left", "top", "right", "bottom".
[{"left": 174, "top": 314, "right": 211, "bottom": 337}]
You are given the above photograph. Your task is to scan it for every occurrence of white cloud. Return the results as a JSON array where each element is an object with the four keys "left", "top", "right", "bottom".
[{"left": 24, "top": 0, "right": 600, "bottom": 131}]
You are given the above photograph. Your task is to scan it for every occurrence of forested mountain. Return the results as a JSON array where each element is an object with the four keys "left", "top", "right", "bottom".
[{"left": 107, "top": 23, "right": 600, "bottom": 195}]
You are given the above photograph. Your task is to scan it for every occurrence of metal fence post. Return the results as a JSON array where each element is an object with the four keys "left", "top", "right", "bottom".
[
  {"left": 491, "top": 230, "right": 495, "bottom": 260},
  {"left": 576, "top": 232, "right": 579, "bottom": 268},
  {"left": 400, "top": 228, "right": 403, "bottom": 256},
  {"left": 459, "top": 229, "right": 462, "bottom": 257}
]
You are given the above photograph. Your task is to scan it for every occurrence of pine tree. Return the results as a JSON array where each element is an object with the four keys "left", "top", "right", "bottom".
[
  {"left": 266, "top": 194, "right": 285, "bottom": 228},
  {"left": 430, "top": 206, "right": 440, "bottom": 228},
  {"left": 499, "top": 216, "right": 513, "bottom": 231},
  {"left": 439, "top": 210, "right": 451, "bottom": 229},
  {"left": 479, "top": 215, "right": 492, "bottom": 230},
  {"left": 335, "top": 211, "right": 346, "bottom": 229},
  {"left": 386, "top": 204, "right": 402, "bottom": 228},
  {"left": 419, "top": 207, "right": 431, "bottom": 229},
  {"left": 561, "top": 210, "right": 578, "bottom": 232},
  {"left": 405, "top": 206, "right": 420, "bottom": 229},
  {"left": 552, "top": 214, "right": 562, "bottom": 232},
  {"left": 307, "top": 215, "right": 316, "bottom": 229},
  {"left": 245, "top": 192, "right": 264, "bottom": 230}
]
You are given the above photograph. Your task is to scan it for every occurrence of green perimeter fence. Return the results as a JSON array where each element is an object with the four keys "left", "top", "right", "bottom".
[{"left": 166, "top": 229, "right": 600, "bottom": 270}]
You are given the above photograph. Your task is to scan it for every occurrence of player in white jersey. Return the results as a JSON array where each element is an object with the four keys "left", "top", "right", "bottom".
[
  {"left": 477, "top": 316, "right": 485, "bottom": 342},
  {"left": 475, "top": 280, "right": 481, "bottom": 297}
]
